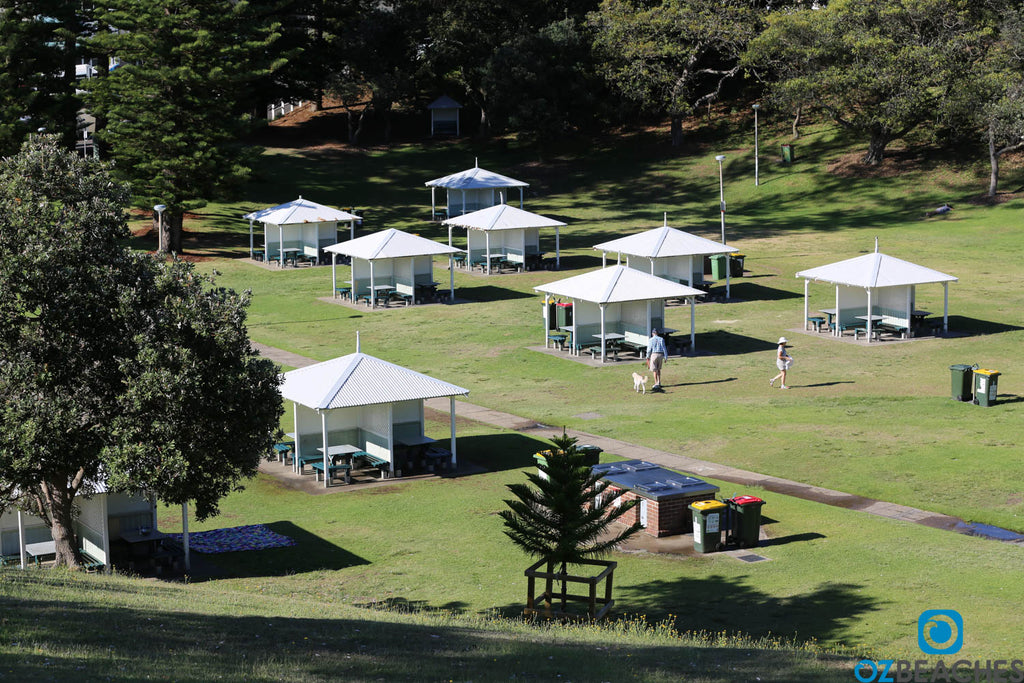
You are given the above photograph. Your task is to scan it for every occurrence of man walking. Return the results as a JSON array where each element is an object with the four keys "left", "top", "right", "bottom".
[{"left": 647, "top": 329, "right": 667, "bottom": 392}]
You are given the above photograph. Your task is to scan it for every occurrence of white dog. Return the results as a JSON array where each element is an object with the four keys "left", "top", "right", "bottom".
[{"left": 632, "top": 372, "right": 648, "bottom": 394}]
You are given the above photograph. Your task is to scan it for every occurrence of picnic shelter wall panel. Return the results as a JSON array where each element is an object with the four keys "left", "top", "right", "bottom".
[
  {"left": 76, "top": 496, "right": 107, "bottom": 561},
  {"left": 836, "top": 285, "right": 868, "bottom": 327},
  {"left": 360, "top": 403, "right": 393, "bottom": 461},
  {"left": 447, "top": 188, "right": 502, "bottom": 216}
]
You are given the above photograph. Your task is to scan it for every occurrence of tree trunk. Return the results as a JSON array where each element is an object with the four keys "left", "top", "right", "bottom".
[
  {"left": 862, "top": 132, "right": 890, "bottom": 165},
  {"left": 792, "top": 105, "right": 802, "bottom": 139},
  {"left": 156, "top": 215, "right": 170, "bottom": 254},
  {"left": 478, "top": 105, "right": 490, "bottom": 139},
  {"left": 168, "top": 213, "right": 184, "bottom": 254},
  {"left": 670, "top": 116, "right": 683, "bottom": 147},
  {"left": 39, "top": 483, "right": 80, "bottom": 568},
  {"left": 988, "top": 123, "right": 999, "bottom": 198}
]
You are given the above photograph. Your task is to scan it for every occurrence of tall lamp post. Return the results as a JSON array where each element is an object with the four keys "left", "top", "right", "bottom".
[
  {"left": 715, "top": 155, "right": 726, "bottom": 244},
  {"left": 752, "top": 104, "right": 761, "bottom": 186},
  {"left": 153, "top": 204, "right": 166, "bottom": 253}
]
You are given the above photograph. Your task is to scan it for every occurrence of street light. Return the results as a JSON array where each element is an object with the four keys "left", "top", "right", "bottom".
[
  {"left": 752, "top": 104, "right": 761, "bottom": 186},
  {"left": 715, "top": 155, "right": 726, "bottom": 244},
  {"left": 153, "top": 204, "right": 166, "bottom": 252}
]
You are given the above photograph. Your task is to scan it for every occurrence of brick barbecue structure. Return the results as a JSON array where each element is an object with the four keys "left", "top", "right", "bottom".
[{"left": 591, "top": 460, "right": 719, "bottom": 538}]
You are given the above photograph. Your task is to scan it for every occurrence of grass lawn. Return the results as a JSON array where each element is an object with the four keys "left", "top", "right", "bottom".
[{"left": 92, "top": 116, "right": 1024, "bottom": 667}]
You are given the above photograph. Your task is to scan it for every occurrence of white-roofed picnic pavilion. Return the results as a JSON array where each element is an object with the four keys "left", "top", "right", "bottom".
[
  {"left": 427, "top": 95, "right": 463, "bottom": 136},
  {"left": 535, "top": 265, "right": 705, "bottom": 363},
  {"left": 442, "top": 204, "right": 565, "bottom": 273},
  {"left": 425, "top": 162, "right": 528, "bottom": 219},
  {"left": 323, "top": 228, "right": 463, "bottom": 307},
  {"left": 280, "top": 352, "right": 469, "bottom": 487},
  {"left": 593, "top": 216, "right": 740, "bottom": 297},
  {"left": 244, "top": 197, "right": 361, "bottom": 267},
  {"left": 795, "top": 244, "right": 957, "bottom": 342}
]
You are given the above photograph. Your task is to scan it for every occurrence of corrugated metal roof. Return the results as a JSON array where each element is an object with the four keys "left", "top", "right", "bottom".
[
  {"left": 593, "top": 225, "right": 738, "bottom": 258},
  {"left": 442, "top": 204, "right": 565, "bottom": 231},
  {"left": 427, "top": 95, "right": 462, "bottom": 109},
  {"left": 425, "top": 166, "right": 528, "bottom": 190},
  {"left": 534, "top": 265, "right": 705, "bottom": 304},
  {"left": 796, "top": 252, "right": 957, "bottom": 288},
  {"left": 243, "top": 197, "right": 361, "bottom": 225},
  {"left": 280, "top": 353, "right": 469, "bottom": 410},
  {"left": 591, "top": 460, "right": 719, "bottom": 502},
  {"left": 323, "top": 228, "right": 463, "bottom": 260}
]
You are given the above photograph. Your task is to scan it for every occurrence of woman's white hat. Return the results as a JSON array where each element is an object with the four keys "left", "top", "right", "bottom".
[{"left": 778, "top": 337, "right": 789, "bottom": 344}]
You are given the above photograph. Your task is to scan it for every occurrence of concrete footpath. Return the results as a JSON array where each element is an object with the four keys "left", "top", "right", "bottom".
[{"left": 253, "top": 342, "right": 1018, "bottom": 545}]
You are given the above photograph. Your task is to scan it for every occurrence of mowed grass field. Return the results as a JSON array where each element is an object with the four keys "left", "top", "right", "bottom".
[{"left": 11, "top": 115, "right": 1016, "bottom": 672}]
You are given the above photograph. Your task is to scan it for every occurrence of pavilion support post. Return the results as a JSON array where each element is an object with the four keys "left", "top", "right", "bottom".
[
  {"left": 803, "top": 280, "right": 809, "bottom": 330},
  {"left": 601, "top": 252, "right": 607, "bottom": 268},
  {"left": 331, "top": 253, "right": 337, "bottom": 296},
  {"left": 293, "top": 401, "right": 301, "bottom": 472},
  {"left": 485, "top": 233, "right": 492, "bottom": 275},
  {"left": 17, "top": 510, "right": 25, "bottom": 569},
  {"left": 519, "top": 187, "right": 523, "bottom": 209},
  {"left": 279, "top": 225, "right": 284, "bottom": 268},
  {"left": 449, "top": 257, "right": 455, "bottom": 301},
  {"left": 249, "top": 219, "right": 254, "bottom": 259},
  {"left": 370, "top": 261, "right": 376, "bottom": 308},
  {"left": 350, "top": 218, "right": 355, "bottom": 241},
  {"left": 690, "top": 298, "right": 696, "bottom": 351},
  {"left": 943, "top": 282, "right": 949, "bottom": 333},
  {"left": 687, "top": 255, "right": 694, "bottom": 287},
  {"left": 431, "top": 187, "right": 436, "bottom": 218},
  {"left": 866, "top": 289, "right": 873, "bottom": 342},
  {"left": 835, "top": 287, "right": 841, "bottom": 337},
  {"left": 570, "top": 301, "right": 578, "bottom": 355},
  {"left": 449, "top": 396, "right": 457, "bottom": 467},
  {"left": 600, "top": 304, "right": 607, "bottom": 363},
  {"left": 321, "top": 411, "right": 330, "bottom": 488},
  {"left": 387, "top": 404, "right": 395, "bottom": 477},
  {"left": 544, "top": 294, "right": 551, "bottom": 347},
  {"left": 182, "top": 502, "right": 190, "bottom": 573},
  {"left": 555, "top": 227, "right": 560, "bottom": 269},
  {"left": 100, "top": 491, "right": 111, "bottom": 574}
]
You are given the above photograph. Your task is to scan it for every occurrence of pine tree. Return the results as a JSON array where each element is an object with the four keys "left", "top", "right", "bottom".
[
  {"left": 500, "top": 430, "right": 641, "bottom": 611},
  {"left": 84, "top": 0, "right": 286, "bottom": 253}
]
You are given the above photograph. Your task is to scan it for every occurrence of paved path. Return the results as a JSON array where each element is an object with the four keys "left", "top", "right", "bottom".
[{"left": 253, "top": 342, "right": 1016, "bottom": 543}]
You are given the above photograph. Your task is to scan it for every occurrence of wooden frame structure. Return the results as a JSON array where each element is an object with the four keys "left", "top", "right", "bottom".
[{"left": 523, "top": 558, "right": 617, "bottom": 621}]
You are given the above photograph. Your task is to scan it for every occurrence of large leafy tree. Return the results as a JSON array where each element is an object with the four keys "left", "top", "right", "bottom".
[
  {"left": 500, "top": 431, "right": 640, "bottom": 591},
  {"left": 591, "top": 0, "right": 762, "bottom": 146},
  {"left": 744, "top": 0, "right": 1000, "bottom": 165},
  {"left": 0, "top": 136, "right": 283, "bottom": 568},
  {"left": 0, "top": 0, "right": 84, "bottom": 155},
  {"left": 84, "top": 0, "right": 285, "bottom": 253}
]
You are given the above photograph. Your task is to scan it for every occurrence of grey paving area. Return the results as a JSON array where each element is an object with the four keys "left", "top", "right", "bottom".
[{"left": 252, "top": 341, "right": 1018, "bottom": 545}]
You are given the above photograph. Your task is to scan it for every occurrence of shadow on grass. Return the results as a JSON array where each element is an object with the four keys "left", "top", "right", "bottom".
[
  {"left": 188, "top": 521, "right": 370, "bottom": 582},
  {"left": 458, "top": 433, "right": 553, "bottom": 472},
  {"left": 0, "top": 571, "right": 839, "bottom": 682},
  {"left": 668, "top": 377, "right": 738, "bottom": 388},
  {"left": 944, "top": 315, "right": 1024, "bottom": 336},
  {"left": 725, "top": 281, "right": 803, "bottom": 302},
  {"left": 760, "top": 532, "right": 827, "bottom": 547},
  {"left": 696, "top": 330, "right": 779, "bottom": 355},
  {"left": 458, "top": 285, "right": 535, "bottom": 303},
  {"left": 799, "top": 381, "right": 856, "bottom": 388},
  {"left": 615, "top": 575, "right": 879, "bottom": 642}
]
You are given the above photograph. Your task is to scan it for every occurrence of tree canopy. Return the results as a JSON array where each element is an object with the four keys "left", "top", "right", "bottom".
[
  {"left": 0, "top": 136, "right": 283, "bottom": 568},
  {"left": 500, "top": 431, "right": 640, "bottom": 572},
  {"left": 84, "top": 0, "right": 286, "bottom": 252},
  {"left": 743, "top": 0, "right": 1001, "bottom": 164}
]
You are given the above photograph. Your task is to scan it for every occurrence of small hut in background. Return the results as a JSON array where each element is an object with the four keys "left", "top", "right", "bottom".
[
  {"left": 593, "top": 216, "right": 740, "bottom": 297},
  {"left": 427, "top": 95, "right": 462, "bottom": 136},
  {"left": 244, "top": 197, "right": 361, "bottom": 267},
  {"left": 795, "top": 243, "right": 957, "bottom": 341},
  {"left": 535, "top": 265, "right": 705, "bottom": 363},
  {"left": 324, "top": 228, "right": 463, "bottom": 306},
  {"left": 443, "top": 204, "right": 565, "bottom": 273},
  {"left": 425, "top": 162, "right": 528, "bottom": 220},
  {"left": 280, "top": 352, "right": 469, "bottom": 484}
]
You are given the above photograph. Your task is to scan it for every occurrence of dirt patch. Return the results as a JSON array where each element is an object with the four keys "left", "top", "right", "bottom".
[{"left": 827, "top": 149, "right": 923, "bottom": 179}]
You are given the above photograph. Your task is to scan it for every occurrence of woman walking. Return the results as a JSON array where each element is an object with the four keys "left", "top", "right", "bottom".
[{"left": 769, "top": 337, "right": 793, "bottom": 389}]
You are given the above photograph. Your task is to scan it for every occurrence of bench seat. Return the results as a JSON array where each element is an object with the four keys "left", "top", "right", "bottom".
[
  {"left": 877, "top": 322, "right": 909, "bottom": 338},
  {"left": 80, "top": 551, "right": 104, "bottom": 573},
  {"left": 311, "top": 461, "right": 352, "bottom": 484},
  {"left": 355, "top": 452, "right": 390, "bottom": 478}
]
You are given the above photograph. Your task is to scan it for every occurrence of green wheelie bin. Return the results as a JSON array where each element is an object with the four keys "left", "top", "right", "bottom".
[
  {"left": 949, "top": 364, "right": 975, "bottom": 402},
  {"left": 973, "top": 369, "right": 1000, "bottom": 407},
  {"left": 690, "top": 499, "right": 727, "bottom": 553},
  {"left": 710, "top": 255, "right": 728, "bottom": 281},
  {"left": 726, "top": 495, "right": 766, "bottom": 548}
]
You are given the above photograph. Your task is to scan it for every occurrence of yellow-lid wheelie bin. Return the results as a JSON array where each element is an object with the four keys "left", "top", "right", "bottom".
[
  {"left": 973, "top": 369, "right": 1000, "bottom": 407},
  {"left": 690, "top": 500, "right": 727, "bottom": 553}
]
